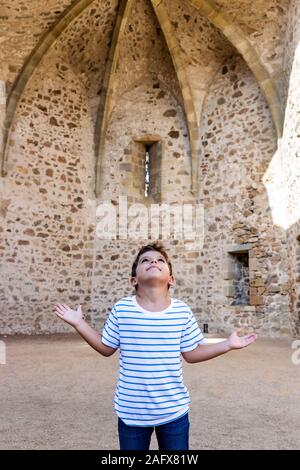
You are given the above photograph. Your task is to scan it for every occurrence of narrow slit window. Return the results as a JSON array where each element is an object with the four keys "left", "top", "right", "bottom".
[
  {"left": 133, "top": 136, "right": 161, "bottom": 202},
  {"left": 231, "top": 252, "right": 249, "bottom": 305},
  {"left": 144, "top": 145, "right": 151, "bottom": 198}
]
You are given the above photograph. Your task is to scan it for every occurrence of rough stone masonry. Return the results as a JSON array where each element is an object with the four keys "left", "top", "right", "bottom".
[{"left": 0, "top": 0, "right": 299, "bottom": 338}]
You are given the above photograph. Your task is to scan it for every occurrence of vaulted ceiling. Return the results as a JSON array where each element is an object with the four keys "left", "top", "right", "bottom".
[{"left": 0, "top": 0, "right": 290, "bottom": 192}]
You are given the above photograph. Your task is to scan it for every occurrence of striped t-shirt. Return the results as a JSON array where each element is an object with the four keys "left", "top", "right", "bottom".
[{"left": 101, "top": 295, "right": 205, "bottom": 427}]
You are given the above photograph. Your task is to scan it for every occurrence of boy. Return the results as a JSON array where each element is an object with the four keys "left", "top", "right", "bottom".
[{"left": 54, "top": 242, "right": 257, "bottom": 450}]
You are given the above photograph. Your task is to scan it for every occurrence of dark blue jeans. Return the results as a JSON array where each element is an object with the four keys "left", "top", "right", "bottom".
[{"left": 118, "top": 412, "right": 189, "bottom": 450}]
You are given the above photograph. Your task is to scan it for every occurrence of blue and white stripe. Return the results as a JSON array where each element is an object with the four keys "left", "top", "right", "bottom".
[{"left": 101, "top": 295, "right": 204, "bottom": 427}]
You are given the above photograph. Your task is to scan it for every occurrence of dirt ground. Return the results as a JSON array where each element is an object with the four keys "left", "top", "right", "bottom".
[{"left": 0, "top": 334, "right": 299, "bottom": 450}]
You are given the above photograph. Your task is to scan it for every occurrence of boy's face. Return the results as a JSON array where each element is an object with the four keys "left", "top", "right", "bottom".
[{"left": 131, "top": 250, "right": 175, "bottom": 290}]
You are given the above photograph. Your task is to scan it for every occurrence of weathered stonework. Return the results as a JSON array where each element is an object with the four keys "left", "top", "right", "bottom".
[
  {"left": 0, "top": 0, "right": 299, "bottom": 338},
  {"left": 283, "top": 0, "right": 300, "bottom": 337},
  {"left": 0, "top": 0, "right": 74, "bottom": 93},
  {"left": 214, "top": 0, "right": 290, "bottom": 92}
]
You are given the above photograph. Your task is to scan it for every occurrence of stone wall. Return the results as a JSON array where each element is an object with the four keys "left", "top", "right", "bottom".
[
  {"left": 283, "top": 0, "right": 300, "bottom": 336},
  {"left": 91, "top": 0, "right": 201, "bottom": 328},
  {"left": 0, "top": 0, "right": 299, "bottom": 337},
  {"left": 164, "top": 0, "right": 233, "bottom": 123},
  {"left": 0, "top": 0, "right": 74, "bottom": 93},
  {"left": 0, "top": 58, "right": 95, "bottom": 333},
  {"left": 197, "top": 55, "right": 291, "bottom": 336},
  {"left": 214, "top": 0, "right": 290, "bottom": 98}
]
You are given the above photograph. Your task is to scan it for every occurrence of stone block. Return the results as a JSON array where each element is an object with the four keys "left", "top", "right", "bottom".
[
  {"left": 251, "top": 278, "right": 264, "bottom": 287},
  {"left": 249, "top": 257, "right": 260, "bottom": 270},
  {"left": 250, "top": 292, "right": 264, "bottom": 306},
  {"left": 243, "top": 306, "right": 256, "bottom": 312},
  {"left": 223, "top": 270, "right": 235, "bottom": 280},
  {"left": 268, "top": 285, "right": 281, "bottom": 293},
  {"left": 223, "top": 284, "right": 235, "bottom": 297},
  {"left": 257, "top": 287, "right": 266, "bottom": 295},
  {"left": 225, "top": 243, "right": 252, "bottom": 253}
]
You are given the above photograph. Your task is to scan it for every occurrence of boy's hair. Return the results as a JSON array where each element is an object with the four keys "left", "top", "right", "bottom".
[{"left": 131, "top": 242, "right": 173, "bottom": 290}]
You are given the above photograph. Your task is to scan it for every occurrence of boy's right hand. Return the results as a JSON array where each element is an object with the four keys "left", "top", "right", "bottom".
[{"left": 54, "top": 303, "right": 83, "bottom": 329}]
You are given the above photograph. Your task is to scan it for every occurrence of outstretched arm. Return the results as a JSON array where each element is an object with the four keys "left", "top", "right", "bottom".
[
  {"left": 53, "top": 303, "right": 117, "bottom": 357},
  {"left": 182, "top": 331, "right": 257, "bottom": 364}
]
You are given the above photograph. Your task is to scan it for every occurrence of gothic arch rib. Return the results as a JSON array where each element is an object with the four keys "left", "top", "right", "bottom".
[
  {"left": 95, "top": 0, "right": 135, "bottom": 197},
  {"left": 95, "top": 0, "right": 201, "bottom": 197},
  {"left": 189, "top": 0, "right": 283, "bottom": 138},
  {"left": 150, "top": 0, "right": 200, "bottom": 196},
  {"left": 0, "top": 0, "right": 96, "bottom": 177}
]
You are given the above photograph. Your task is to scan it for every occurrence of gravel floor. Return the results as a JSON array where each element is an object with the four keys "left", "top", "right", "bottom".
[{"left": 0, "top": 334, "right": 299, "bottom": 450}]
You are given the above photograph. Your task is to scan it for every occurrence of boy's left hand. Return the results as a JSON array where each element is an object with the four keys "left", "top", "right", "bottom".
[{"left": 228, "top": 331, "right": 257, "bottom": 350}]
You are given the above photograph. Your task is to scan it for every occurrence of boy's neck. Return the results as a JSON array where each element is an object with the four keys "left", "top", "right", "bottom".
[{"left": 135, "top": 287, "right": 171, "bottom": 311}]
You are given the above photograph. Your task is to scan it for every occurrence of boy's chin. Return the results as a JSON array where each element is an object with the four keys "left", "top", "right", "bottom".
[{"left": 143, "top": 279, "right": 170, "bottom": 287}]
